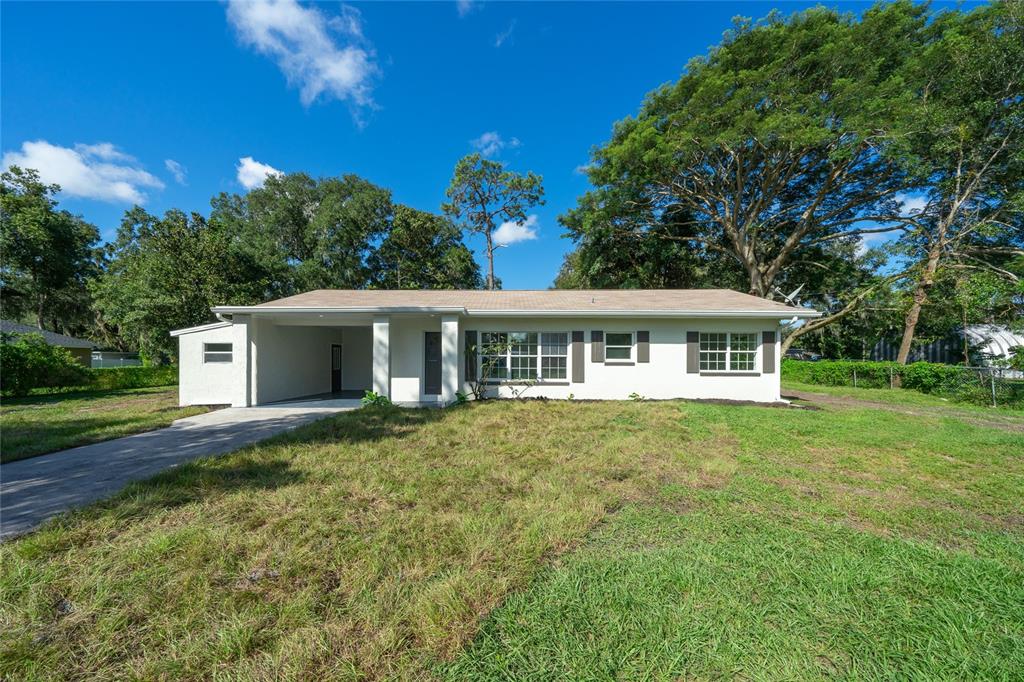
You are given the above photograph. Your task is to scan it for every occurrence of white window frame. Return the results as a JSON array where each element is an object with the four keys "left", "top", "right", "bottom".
[
  {"left": 604, "top": 331, "right": 634, "bottom": 363},
  {"left": 203, "top": 342, "right": 233, "bottom": 364},
  {"left": 699, "top": 332, "right": 759, "bottom": 373},
  {"left": 478, "top": 331, "right": 569, "bottom": 382}
]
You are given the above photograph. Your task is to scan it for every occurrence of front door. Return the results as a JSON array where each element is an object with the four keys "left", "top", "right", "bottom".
[
  {"left": 424, "top": 332, "right": 441, "bottom": 396},
  {"left": 331, "top": 344, "right": 342, "bottom": 393}
]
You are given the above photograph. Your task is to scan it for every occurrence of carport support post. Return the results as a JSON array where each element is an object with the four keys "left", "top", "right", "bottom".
[
  {"left": 441, "top": 314, "right": 459, "bottom": 404},
  {"left": 372, "top": 315, "right": 390, "bottom": 398},
  {"left": 231, "top": 314, "right": 252, "bottom": 407}
]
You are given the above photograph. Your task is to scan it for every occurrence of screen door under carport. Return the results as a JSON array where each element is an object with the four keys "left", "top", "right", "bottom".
[
  {"left": 331, "top": 344, "right": 342, "bottom": 393},
  {"left": 424, "top": 332, "right": 442, "bottom": 395}
]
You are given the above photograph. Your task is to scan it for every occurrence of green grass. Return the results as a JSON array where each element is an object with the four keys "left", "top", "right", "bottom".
[
  {"left": 1, "top": 392, "right": 1021, "bottom": 680},
  {"left": 0, "top": 387, "right": 209, "bottom": 463}
]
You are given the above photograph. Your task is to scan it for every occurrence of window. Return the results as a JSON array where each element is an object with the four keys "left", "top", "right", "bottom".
[
  {"left": 509, "top": 332, "right": 538, "bottom": 379},
  {"left": 605, "top": 332, "right": 633, "bottom": 362},
  {"left": 699, "top": 333, "right": 758, "bottom": 372},
  {"left": 480, "top": 332, "right": 508, "bottom": 380},
  {"left": 730, "top": 333, "right": 757, "bottom": 371},
  {"left": 203, "top": 342, "right": 232, "bottom": 363},
  {"left": 541, "top": 332, "right": 568, "bottom": 379},
  {"left": 479, "top": 331, "right": 568, "bottom": 382},
  {"left": 699, "top": 333, "right": 727, "bottom": 370}
]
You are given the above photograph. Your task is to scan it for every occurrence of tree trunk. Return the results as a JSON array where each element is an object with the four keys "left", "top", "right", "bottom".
[
  {"left": 485, "top": 230, "right": 496, "bottom": 290},
  {"left": 896, "top": 246, "right": 942, "bottom": 365}
]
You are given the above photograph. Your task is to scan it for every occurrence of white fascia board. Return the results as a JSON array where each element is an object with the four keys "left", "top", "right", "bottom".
[
  {"left": 210, "top": 306, "right": 468, "bottom": 315},
  {"left": 169, "top": 321, "right": 233, "bottom": 337},
  {"left": 464, "top": 308, "right": 821, "bottom": 319},
  {"left": 209, "top": 305, "right": 820, "bottom": 319}
]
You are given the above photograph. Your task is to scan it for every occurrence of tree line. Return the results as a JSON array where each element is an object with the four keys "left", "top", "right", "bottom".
[
  {"left": 1, "top": 155, "right": 544, "bottom": 362},
  {"left": 2, "top": 0, "right": 1019, "bottom": 366},
  {"left": 556, "top": 0, "right": 1022, "bottom": 360}
]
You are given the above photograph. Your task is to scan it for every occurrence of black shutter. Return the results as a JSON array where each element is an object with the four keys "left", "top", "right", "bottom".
[
  {"left": 465, "top": 330, "right": 477, "bottom": 382},
  {"left": 686, "top": 331, "right": 699, "bottom": 373},
  {"left": 572, "top": 331, "right": 585, "bottom": 383},
  {"left": 762, "top": 331, "right": 776, "bottom": 374},
  {"left": 637, "top": 331, "right": 650, "bottom": 363}
]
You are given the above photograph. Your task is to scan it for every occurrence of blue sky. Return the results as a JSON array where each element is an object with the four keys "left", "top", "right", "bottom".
[{"left": 1, "top": 1, "right": 972, "bottom": 289}]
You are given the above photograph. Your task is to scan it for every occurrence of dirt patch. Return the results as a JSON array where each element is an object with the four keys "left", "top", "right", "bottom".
[{"left": 785, "top": 390, "right": 1024, "bottom": 433}]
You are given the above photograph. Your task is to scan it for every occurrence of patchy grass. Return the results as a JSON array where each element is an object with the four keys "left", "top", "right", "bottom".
[
  {"left": 0, "top": 387, "right": 210, "bottom": 463},
  {"left": 1, "top": 397, "right": 1021, "bottom": 680}
]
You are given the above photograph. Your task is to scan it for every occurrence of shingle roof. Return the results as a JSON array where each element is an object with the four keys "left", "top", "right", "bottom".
[
  {"left": 238, "top": 289, "right": 815, "bottom": 316},
  {"left": 0, "top": 320, "right": 95, "bottom": 348}
]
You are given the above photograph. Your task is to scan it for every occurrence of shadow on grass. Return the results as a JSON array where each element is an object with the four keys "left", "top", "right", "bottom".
[
  {"left": 3, "top": 405, "right": 456, "bottom": 540},
  {"left": 1, "top": 385, "right": 175, "bottom": 408},
  {"left": 0, "top": 415, "right": 184, "bottom": 463}
]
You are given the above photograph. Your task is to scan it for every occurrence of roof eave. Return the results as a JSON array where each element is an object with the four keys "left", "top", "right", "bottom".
[
  {"left": 209, "top": 305, "right": 820, "bottom": 319},
  {"left": 169, "top": 321, "right": 233, "bottom": 337}
]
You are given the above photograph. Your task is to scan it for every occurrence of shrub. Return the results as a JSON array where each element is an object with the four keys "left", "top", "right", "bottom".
[
  {"left": 361, "top": 390, "right": 393, "bottom": 408},
  {"left": 0, "top": 333, "right": 92, "bottom": 397},
  {"left": 783, "top": 358, "right": 1021, "bottom": 408},
  {"left": 89, "top": 366, "right": 177, "bottom": 390}
]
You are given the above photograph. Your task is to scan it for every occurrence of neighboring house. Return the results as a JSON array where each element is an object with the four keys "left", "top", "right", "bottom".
[
  {"left": 871, "top": 324, "right": 1024, "bottom": 367},
  {"left": 0, "top": 319, "right": 95, "bottom": 366},
  {"left": 170, "top": 289, "right": 819, "bottom": 407},
  {"left": 91, "top": 351, "right": 143, "bottom": 368}
]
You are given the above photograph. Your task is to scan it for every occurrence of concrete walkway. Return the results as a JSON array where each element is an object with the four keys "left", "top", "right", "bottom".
[{"left": 0, "top": 401, "right": 358, "bottom": 540}]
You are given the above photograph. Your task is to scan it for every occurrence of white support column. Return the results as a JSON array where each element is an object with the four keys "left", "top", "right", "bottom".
[
  {"left": 440, "top": 314, "right": 460, "bottom": 404},
  {"left": 372, "top": 315, "right": 391, "bottom": 398},
  {"left": 231, "top": 314, "right": 252, "bottom": 407}
]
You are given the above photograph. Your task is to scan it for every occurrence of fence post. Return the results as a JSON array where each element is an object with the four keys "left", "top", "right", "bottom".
[
  {"left": 990, "top": 371, "right": 997, "bottom": 408},
  {"left": 853, "top": 368, "right": 858, "bottom": 388},
  {"left": 889, "top": 366, "right": 893, "bottom": 390}
]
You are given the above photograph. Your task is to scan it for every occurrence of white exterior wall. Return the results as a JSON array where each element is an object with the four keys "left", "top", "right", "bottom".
[
  {"left": 176, "top": 324, "right": 236, "bottom": 406},
  {"left": 389, "top": 315, "right": 449, "bottom": 405},
  {"left": 250, "top": 319, "right": 346, "bottom": 404},
  {"left": 341, "top": 326, "right": 372, "bottom": 391},
  {"left": 177, "top": 314, "right": 784, "bottom": 406},
  {"left": 459, "top": 316, "right": 782, "bottom": 403}
]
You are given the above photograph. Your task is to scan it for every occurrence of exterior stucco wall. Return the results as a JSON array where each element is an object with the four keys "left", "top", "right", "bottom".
[
  {"left": 388, "top": 316, "right": 449, "bottom": 405},
  {"left": 251, "top": 320, "right": 346, "bottom": 404},
  {"left": 340, "top": 326, "right": 372, "bottom": 392},
  {"left": 176, "top": 324, "right": 236, "bottom": 406},
  {"left": 177, "top": 314, "right": 784, "bottom": 406},
  {"left": 460, "top": 316, "right": 782, "bottom": 403}
]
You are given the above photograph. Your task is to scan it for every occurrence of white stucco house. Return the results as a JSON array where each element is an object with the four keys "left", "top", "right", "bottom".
[{"left": 169, "top": 289, "right": 819, "bottom": 407}]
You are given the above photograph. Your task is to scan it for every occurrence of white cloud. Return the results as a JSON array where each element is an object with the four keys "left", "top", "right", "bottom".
[
  {"left": 1, "top": 140, "right": 163, "bottom": 204},
  {"left": 226, "top": 0, "right": 379, "bottom": 112},
  {"left": 574, "top": 164, "right": 592, "bottom": 176},
  {"left": 471, "top": 131, "right": 520, "bottom": 158},
  {"left": 236, "top": 156, "right": 283, "bottom": 190},
  {"left": 494, "top": 19, "right": 516, "bottom": 47},
  {"left": 164, "top": 159, "right": 187, "bottom": 185},
  {"left": 898, "top": 193, "right": 928, "bottom": 215},
  {"left": 493, "top": 214, "right": 539, "bottom": 246},
  {"left": 456, "top": 0, "right": 477, "bottom": 18}
]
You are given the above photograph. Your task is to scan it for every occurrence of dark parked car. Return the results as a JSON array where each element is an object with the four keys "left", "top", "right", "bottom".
[{"left": 785, "top": 348, "right": 822, "bottom": 361}]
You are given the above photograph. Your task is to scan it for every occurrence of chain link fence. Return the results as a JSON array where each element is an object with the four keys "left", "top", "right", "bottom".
[{"left": 784, "top": 359, "right": 1024, "bottom": 409}]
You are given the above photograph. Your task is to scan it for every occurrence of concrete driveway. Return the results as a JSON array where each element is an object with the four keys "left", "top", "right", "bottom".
[{"left": 0, "top": 401, "right": 358, "bottom": 540}]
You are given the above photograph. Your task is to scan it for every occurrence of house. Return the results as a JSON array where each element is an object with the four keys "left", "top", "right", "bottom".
[
  {"left": 169, "top": 289, "right": 820, "bottom": 407},
  {"left": 872, "top": 324, "right": 1024, "bottom": 370},
  {"left": 0, "top": 319, "right": 95, "bottom": 366}
]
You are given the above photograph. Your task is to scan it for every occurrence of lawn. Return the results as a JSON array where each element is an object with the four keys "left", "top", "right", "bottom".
[
  {"left": 0, "top": 387, "right": 210, "bottom": 463},
  {"left": 1, "top": 393, "right": 1021, "bottom": 680}
]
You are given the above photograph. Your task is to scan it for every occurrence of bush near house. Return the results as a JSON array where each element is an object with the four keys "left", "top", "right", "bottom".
[
  {"left": 782, "top": 359, "right": 1023, "bottom": 408},
  {"left": 0, "top": 334, "right": 178, "bottom": 397},
  {"left": 0, "top": 333, "right": 91, "bottom": 397},
  {"left": 88, "top": 365, "right": 177, "bottom": 391}
]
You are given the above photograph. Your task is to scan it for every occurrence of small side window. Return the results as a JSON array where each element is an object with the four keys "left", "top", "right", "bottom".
[
  {"left": 605, "top": 332, "right": 633, "bottom": 362},
  {"left": 204, "top": 342, "right": 232, "bottom": 363}
]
